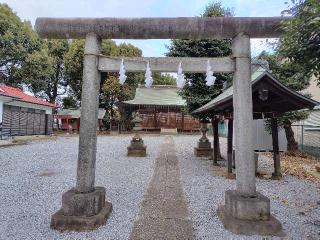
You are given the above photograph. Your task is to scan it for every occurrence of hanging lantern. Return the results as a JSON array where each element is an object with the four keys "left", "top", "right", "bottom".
[
  {"left": 205, "top": 60, "right": 216, "bottom": 86},
  {"left": 144, "top": 61, "right": 153, "bottom": 88},
  {"left": 176, "top": 62, "right": 186, "bottom": 88},
  {"left": 118, "top": 59, "right": 127, "bottom": 85}
]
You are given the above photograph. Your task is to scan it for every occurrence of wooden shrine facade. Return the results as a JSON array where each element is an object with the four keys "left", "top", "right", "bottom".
[
  {"left": 137, "top": 108, "right": 199, "bottom": 131},
  {"left": 122, "top": 86, "right": 200, "bottom": 131}
]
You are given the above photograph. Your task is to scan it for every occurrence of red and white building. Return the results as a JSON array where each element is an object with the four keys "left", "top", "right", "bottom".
[{"left": 0, "top": 84, "right": 55, "bottom": 138}]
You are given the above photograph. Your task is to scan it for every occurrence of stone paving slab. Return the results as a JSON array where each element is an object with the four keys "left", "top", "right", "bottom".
[{"left": 130, "top": 136, "right": 195, "bottom": 240}]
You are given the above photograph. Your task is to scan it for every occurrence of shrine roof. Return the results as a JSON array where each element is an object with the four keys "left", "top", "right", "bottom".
[
  {"left": 123, "top": 85, "right": 186, "bottom": 107},
  {"left": 194, "top": 67, "right": 319, "bottom": 116}
]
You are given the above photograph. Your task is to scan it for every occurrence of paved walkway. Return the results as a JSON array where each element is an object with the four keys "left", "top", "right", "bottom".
[{"left": 130, "top": 136, "right": 195, "bottom": 240}]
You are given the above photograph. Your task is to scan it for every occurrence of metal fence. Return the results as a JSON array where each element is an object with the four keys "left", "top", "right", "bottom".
[{"left": 292, "top": 124, "right": 320, "bottom": 159}]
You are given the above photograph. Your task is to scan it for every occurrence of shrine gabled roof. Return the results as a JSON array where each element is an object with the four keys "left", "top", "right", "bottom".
[
  {"left": 123, "top": 85, "right": 186, "bottom": 107},
  {"left": 193, "top": 67, "right": 319, "bottom": 114}
]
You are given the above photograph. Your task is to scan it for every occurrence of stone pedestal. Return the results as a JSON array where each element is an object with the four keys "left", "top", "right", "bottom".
[
  {"left": 217, "top": 190, "right": 282, "bottom": 236},
  {"left": 127, "top": 134, "right": 146, "bottom": 157},
  {"left": 194, "top": 123, "right": 212, "bottom": 157},
  {"left": 194, "top": 140, "right": 213, "bottom": 157},
  {"left": 51, "top": 187, "right": 112, "bottom": 231}
]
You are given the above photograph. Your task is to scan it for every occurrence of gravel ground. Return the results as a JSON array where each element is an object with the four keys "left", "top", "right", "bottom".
[
  {"left": 0, "top": 135, "right": 163, "bottom": 240},
  {"left": 1, "top": 135, "right": 320, "bottom": 240},
  {"left": 174, "top": 135, "right": 320, "bottom": 240}
]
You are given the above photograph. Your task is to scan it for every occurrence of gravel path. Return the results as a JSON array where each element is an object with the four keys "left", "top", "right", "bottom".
[
  {"left": 130, "top": 136, "right": 194, "bottom": 239},
  {"left": 174, "top": 135, "right": 320, "bottom": 240},
  {"left": 0, "top": 135, "right": 163, "bottom": 240}
]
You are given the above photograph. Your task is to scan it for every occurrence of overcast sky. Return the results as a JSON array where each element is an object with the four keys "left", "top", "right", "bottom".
[{"left": 1, "top": 0, "right": 287, "bottom": 57}]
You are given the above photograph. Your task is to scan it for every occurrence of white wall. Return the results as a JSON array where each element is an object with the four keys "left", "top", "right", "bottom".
[
  {"left": 5, "top": 100, "right": 53, "bottom": 114},
  {"left": 252, "top": 119, "right": 287, "bottom": 151},
  {"left": 229, "top": 119, "right": 287, "bottom": 152}
]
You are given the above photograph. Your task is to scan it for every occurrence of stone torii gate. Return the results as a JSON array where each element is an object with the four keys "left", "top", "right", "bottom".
[{"left": 36, "top": 17, "right": 286, "bottom": 235}]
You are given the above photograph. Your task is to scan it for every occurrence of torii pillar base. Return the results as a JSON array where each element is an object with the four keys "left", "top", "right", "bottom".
[
  {"left": 217, "top": 190, "right": 283, "bottom": 236},
  {"left": 51, "top": 187, "right": 112, "bottom": 232}
]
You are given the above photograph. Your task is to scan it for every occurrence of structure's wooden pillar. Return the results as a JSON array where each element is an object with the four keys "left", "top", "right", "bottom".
[
  {"left": 45, "top": 114, "right": 49, "bottom": 135},
  {"left": 167, "top": 106, "right": 170, "bottom": 127},
  {"left": 213, "top": 116, "right": 219, "bottom": 165},
  {"left": 66, "top": 116, "right": 70, "bottom": 133},
  {"left": 181, "top": 112, "right": 185, "bottom": 132},
  {"left": 227, "top": 118, "right": 233, "bottom": 175},
  {"left": 153, "top": 107, "right": 157, "bottom": 128},
  {"left": 271, "top": 117, "right": 282, "bottom": 179}
]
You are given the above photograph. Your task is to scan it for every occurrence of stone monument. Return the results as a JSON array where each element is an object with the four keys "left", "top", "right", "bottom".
[
  {"left": 194, "top": 122, "right": 213, "bottom": 157},
  {"left": 127, "top": 113, "right": 147, "bottom": 157}
]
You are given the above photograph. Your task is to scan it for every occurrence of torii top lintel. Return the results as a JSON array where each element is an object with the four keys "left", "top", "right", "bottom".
[{"left": 35, "top": 17, "right": 289, "bottom": 39}]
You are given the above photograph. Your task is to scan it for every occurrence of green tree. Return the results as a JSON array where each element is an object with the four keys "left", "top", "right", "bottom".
[
  {"left": 62, "top": 96, "right": 77, "bottom": 109},
  {"left": 24, "top": 39, "right": 69, "bottom": 103},
  {"left": 279, "top": 0, "right": 320, "bottom": 84},
  {"left": 153, "top": 73, "right": 176, "bottom": 85},
  {"left": 65, "top": 40, "right": 144, "bottom": 130},
  {"left": 64, "top": 40, "right": 143, "bottom": 100},
  {"left": 166, "top": 2, "right": 233, "bottom": 120},
  {"left": 257, "top": 51, "right": 310, "bottom": 152},
  {"left": 101, "top": 76, "right": 133, "bottom": 129},
  {"left": 0, "top": 4, "right": 44, "bottom": 87},
  {"left": 166, "top": 1, "right": 233, "bottom": 158}
]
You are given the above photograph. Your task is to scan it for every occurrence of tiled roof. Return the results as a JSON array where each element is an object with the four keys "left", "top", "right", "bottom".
[
  {"left": 123, "top": 85, "right": 186, "bottom": 107},
  {"left": 0, "top": 84, "right": 56, "bottom": 108}
]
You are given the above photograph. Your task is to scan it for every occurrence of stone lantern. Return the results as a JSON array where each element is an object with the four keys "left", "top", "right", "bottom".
[
  {"left": 127, "top": 113, "right": 146, "bottom": 157},
  {"left": 194, "top": 121, "right": 212, "bottom": 157}
]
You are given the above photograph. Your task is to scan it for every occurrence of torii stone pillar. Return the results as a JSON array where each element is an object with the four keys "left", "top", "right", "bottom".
[
  {"left": 51, "top": 33, "right": 112, "bottom": 231},
  {"left": 226, "top": 118, "right": 235, "bottom": 179},
  {"left": 217, "top": 33, "right": 282, "bottom": 236}
]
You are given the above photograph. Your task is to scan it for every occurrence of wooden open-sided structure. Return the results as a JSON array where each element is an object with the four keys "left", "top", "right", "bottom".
[{"left": 194, "top": 65, "right": 319, "bottom": 178}]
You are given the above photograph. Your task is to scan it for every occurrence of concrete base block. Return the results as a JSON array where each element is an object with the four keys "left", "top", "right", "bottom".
[
  {"left": 217, "top": 190, "right": 283, "bottom": 236},
  {"left": 217, "top": 205, "right": 283, "bottom": 236},
  {"left": 225, "top": 190, "right": 270, "bottom": 220},
  {"left": 51, "top": 187, "right": 112, "bottom": 231},
  {"left": 194, "top": 147, "right": 213, "bottom": 157},
  {"left": 127, "top": 147, "right": 147, "bottom": 157}
]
